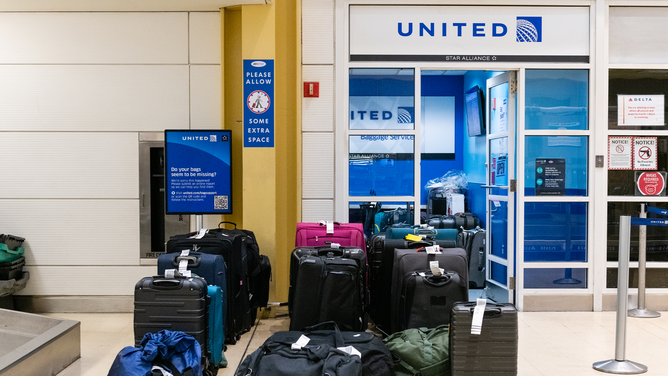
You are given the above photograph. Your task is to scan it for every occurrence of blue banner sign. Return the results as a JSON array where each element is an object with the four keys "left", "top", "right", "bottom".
[
  {"left": 646, "top": 206, "right": 668, "bottom": 217},
  {"left": 631, "top": 217, "right": 668, "bottom": 227},
  {"left": 243, "top": 59, "right": 274, "bottom": 147},
  {"left": 165, "top": 130, "right": 232, "bottom": 214}
]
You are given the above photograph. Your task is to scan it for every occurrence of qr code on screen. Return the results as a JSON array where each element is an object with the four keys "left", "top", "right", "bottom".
[{"left": 214, "top": 195, "right": 229, "bottom": 210}]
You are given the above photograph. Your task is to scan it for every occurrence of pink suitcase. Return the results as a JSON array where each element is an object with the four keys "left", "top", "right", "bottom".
[{"left": 295, "top": 221, "right": 366, "bottom": 249}]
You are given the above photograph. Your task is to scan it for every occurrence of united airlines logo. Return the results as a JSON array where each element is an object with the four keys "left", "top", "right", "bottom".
[
  {"left": 397, "top": 107, "right": 413, "bottom": 123},
  {"left": 516, "top": 17, "right": 542, "bottom": 42}
]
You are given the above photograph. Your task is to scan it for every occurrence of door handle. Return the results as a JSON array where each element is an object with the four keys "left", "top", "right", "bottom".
[{"left": 481, "top": 185, "right": 509, "bottom": 189}]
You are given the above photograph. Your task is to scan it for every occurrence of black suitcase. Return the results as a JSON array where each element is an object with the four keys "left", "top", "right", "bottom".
[
  {"left": 134, "top": 275, "right": 208, "bottom": 353},
  {"left": 372, "top": 239, "right": 458, "bottom": 333},
  {"left": 390, "top": 247, "right": 469, "bottom": 333},
  {"left": 463, "top": 228, "right": 486, "bottom": 289},
  {"left": 166, "top": 228, "right": 251, "bottom": 344},
  {"left": 397, "top": 270, "right": 467, "bottom": 331},
  {"left": 289, "top": 246, "right": 367, "bottom": 331},
  {"left": 450, "top": 301, "right": 518, "bottom": 376},
  {"left": 428, "top": 213, "right": 480, "bottom": 230}
]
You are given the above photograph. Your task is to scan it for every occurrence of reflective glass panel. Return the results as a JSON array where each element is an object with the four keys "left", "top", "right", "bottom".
[
  {"left": 490, "top": 200, "right": 508, "bottom": 259},
  {"left": 607, "top": 202, "right": 668, "bottom": 262},
  {"left": 489, "top": 82, "right": 509, "bottom": 135},
  {"left": 349, "top": 136, "right": 414, "bottom": 196},
  {"left": 349, "top": 68, "right": 415, "bottom": 130},
  {"left": 348, "top": 201, "right": 415, "bottom": 237},
  {"left": 490, "top": 137, "right": 509, "bottom": 196},
  {"left": 607, "top": 268, "right": 668, "bottom": 288},
  {"left": 524, "top": 202, "right": 587, "bottom": 262},
  {"left": 524, "top": 136, "right": 588, "bottom": 196},
  {"left": 608, "top": 136, "right": 668, "bottom": 196},
  {"left": 609, "top": 70, "right": 668, "bottom": 131},
  {"left": 490, "top": 260, "right": 507, "bottom": 286},
  {"left": 524, "top": 268, "right": 587, "bottom": 288},
  {"left": 526, "top": 70, "right": 589, "bottom": 130}
]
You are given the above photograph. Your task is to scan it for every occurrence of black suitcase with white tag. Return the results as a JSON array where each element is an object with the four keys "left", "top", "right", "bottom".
[{"left": 450, "top": 301, "right": 518, "bottom": 376}]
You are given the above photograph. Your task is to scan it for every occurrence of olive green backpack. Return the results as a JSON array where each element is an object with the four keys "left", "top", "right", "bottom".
[{"left": 383, "top": 325, "right": 450, "bottom": 376}]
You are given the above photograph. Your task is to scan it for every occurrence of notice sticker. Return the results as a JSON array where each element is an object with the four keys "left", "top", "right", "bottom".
[
  {"left": 618, "top": 95, "right": 665, "bottom": 126},
  {"left": 633, "top": 137, "right": 658, "bottom": 170},
  {"left": 608, "top": 137, "right": 632, "bottom": 170}
]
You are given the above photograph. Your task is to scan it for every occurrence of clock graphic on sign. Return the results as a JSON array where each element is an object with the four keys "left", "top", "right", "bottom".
[{"left": 247, "top": 90, "right": 270, "bottom": 114}]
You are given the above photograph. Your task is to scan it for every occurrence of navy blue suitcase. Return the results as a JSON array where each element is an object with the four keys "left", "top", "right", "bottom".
[{"left": 158, "top": 251, "right": 228, "bottom": 342}]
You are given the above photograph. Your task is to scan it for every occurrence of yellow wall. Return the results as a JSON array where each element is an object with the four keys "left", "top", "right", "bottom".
[{"left": 221, "top": 0, "right": 300, "bottom": 305}]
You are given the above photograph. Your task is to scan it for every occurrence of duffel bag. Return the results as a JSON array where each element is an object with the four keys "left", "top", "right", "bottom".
[{"left": 383, "top": 325, "right": 450, "bottom": 376}]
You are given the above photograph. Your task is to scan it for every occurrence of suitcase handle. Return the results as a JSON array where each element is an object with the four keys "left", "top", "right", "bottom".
[
  {"left": 423, "top": 274, "right": 452, "bottom": 287},
  {"left": 175, "top": 255, "right": 201, "bottom": 268},
  {"left": 218, "top": 221, "right": 237, "bottom": 229},
  {"left": 317, "top": 248, "right": 351, "bottom": 258},
  {"left": 302, "top": 321, "right": 347, "bottom": 347},
  {"left": 468, "top": 307, "right": 503, "bottom": 317},
  {"left": 150, "top": 278, "right": 183, "bottom": 289}
]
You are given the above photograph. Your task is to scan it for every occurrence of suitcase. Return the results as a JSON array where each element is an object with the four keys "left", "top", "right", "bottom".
[
  {"left": 371, "top": 239, "right": 459, "bottom": 333},
  {"left": 385, "top": 226, "right": 458, "bottom": 242},
  {"left": 450, "top": 301, "right": 518, "bottom": 376},
  {"left": 158, "top": 251, "right": 228, "bottom": 342},
  {"left": 397, "top": 270, "right": 467, "bottom": 331},
  {"left": 166, "top": 229, "right": 251, "bottom": 344},
  {"left": 295, "top": 221, "right": 366, "bottom": 249},
  {"left": 463, "top": 228, "right": 486, "bottom": 289},
  {"left": 391, "top": 246, "right": 469, "bottom": 333},
  {"left": 427, "top": 213, "right": 480, "bottom": 230},
  {"left": 289, "top": 247, "right": 367, "bottom": 331},
  {"left": 207, "top": 285, "right": 225, "bottom": 368},
  {"left": 0, "top": 256, "right": 25, "bottom": 280},
  {"left": 133, "top": 275, "right": 208, "bottom": 353}
]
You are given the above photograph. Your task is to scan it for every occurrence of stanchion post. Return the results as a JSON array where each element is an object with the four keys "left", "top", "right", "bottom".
[
  {"left": 593, "top": 216, "right": 647, "bottom": 374},
  {"left": 629, "top": 204, "right": 660, "bottom": 318}
]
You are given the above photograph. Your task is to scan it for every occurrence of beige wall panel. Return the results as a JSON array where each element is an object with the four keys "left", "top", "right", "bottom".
[
  {"left": 0, "top": 200, "right": 139, "bottom": 266},
  {"left": 191, "top": 65, "right": 222, "bottom": 129},
  {"left": 610, "top": 7, "right": 668, "bottom": 64},
  {"left": 16, "top": 266, "right": 154, "bottom": 296},
  {"left": 302, "top": 200, "right": 334, "bottom": 222},
  {"left": 0, "top": 133, "right": 138, "bottom": 198},
  {"left": 302, "top": 133, "right": 334, "bottom": 199},
  {"left": 302, "top": 0, "right": 333, "bottom": 65},
  {"left": 0, "top": 12, "right": 188, "bottom": 64},
  {"left": 0, "top": 65, "right": 190, "bottom": 132},
  {"left": 190, "top": 12, "right": 222, "bottom": 64},
  {"left": 302, "top": 65, "right": 334, "bottom": 132}
]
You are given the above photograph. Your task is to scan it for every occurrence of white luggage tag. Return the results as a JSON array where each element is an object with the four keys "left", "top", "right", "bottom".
[
  {"left": 318, "top": 220, "right": 335, "bottom": 234},
  {"left": 180, "top": 250, "right": 190, "bottom": 257},
  {"left": 178, "top": 259, "right": 191, "bottom": 277},
  {"left": 337, "top": 345, "right": 362, "bottom": 359},
  {"left": 429, "top": 261, "right": 443, "bottom": 277},
  {"left": 330, "top": 242, "right": 341, "bottom": 249},
  {"left": 151, "top": 365, "right": 174, "bottom": 376},
  {"left": 291, "top": 334, "right": 311, "bottom": 350},
  {"left": 195, "top": 228, "right": 208, "bottom": 239},
  {"left": 425, "top": 245, "right": 441, "bottom": 254},
  {"left": 471, "top": 298, "right": 487, "bottom": 335}
]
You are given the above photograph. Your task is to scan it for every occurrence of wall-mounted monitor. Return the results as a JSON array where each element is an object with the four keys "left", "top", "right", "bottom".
[
  {"left": 164, "top": 129, "right": 233, "bottom": 214},
  {"left": 465, "top": 85, "right": 485, "bottom": 137}
]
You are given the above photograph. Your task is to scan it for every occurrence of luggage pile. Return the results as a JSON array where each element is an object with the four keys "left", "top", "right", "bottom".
[
  {"left": 0, "top": 234, "right": 29, "bottom": 306},
  {"left": 116, "top": 222, "right": 271, "bottom": 376}
]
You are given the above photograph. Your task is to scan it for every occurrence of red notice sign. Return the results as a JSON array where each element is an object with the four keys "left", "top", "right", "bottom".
[{"left": 636, "top": 172, "right": 665, "bottom": 196}]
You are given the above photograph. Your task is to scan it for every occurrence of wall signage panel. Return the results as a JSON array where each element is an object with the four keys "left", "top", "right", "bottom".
[
  {"left": 244, "top": 59, "right": 274, "bottom": 147},
  {"left": 349, "top": 6, "right": 589, "bottom": 62},
  {"left": 535, "top": 158, "right": 565, "bottom": 196}
]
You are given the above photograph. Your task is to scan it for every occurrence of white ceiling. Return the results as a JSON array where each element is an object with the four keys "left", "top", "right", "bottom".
[{"left": 0, "top": 0, "right": 268, "bottom": 12}]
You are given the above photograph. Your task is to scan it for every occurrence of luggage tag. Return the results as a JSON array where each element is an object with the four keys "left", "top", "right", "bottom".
[
  {"left": 471, "top": 298, "right": 487, "bottom": 335},
  {"left": 319, "top": 220, "right": 335, "bottom": 234},
  {"left": 337, "top": 345, "right": 362, "bottom": 359},
  {"left": 291, "top": 334, "right": 311, "bottom": 350},
  {"left": 164, "top": 268, "right": 190, "bottom": 278},
  {"left": 425, "top": 245, "right": 441, "bottom": 254},
  {"left": 189, "top": 228, "right": 208, "bottom": 239},
  {"left": 429, "top": 261, "right": 443, "bottom": 277},
  {"left": 405, "top": 234, "right": 422, "bottom": 242},
  {"left": 330, "top": 242, "right": 341, "bottom": 249},
  {"left": 178, "top": 259, "right": 192, "bottom": 277}
]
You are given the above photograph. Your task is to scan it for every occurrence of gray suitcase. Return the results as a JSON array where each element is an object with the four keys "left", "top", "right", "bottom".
[
  {"left": 464, "top": 228, "right": 486, "bottom": 289},
  {"left": 390, "top": 246, "right": 468, "bottom": 334},
  {"left": 450, "top": 301, "right": 518, "bottom": 376}
]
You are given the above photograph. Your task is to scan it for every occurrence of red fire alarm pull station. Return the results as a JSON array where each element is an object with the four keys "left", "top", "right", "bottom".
[{"left": 303, "top": 82, "right": 319, "bottom": 97}]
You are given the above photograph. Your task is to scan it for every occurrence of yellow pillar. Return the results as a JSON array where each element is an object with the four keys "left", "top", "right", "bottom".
[{"left": 221, "top": 1, "right": 299, "bottom": 306}]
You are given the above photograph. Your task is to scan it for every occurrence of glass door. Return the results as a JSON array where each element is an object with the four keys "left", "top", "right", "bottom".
[{"left": 485, "top": 71, "right": 516, "bottom": 304}]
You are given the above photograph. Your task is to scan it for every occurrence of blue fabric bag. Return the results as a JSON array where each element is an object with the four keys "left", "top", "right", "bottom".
[{"left": 107, "top": 330, "right": 203, "bottom": 376}]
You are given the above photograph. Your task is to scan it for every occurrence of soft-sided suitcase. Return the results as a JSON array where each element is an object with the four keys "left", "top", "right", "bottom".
[
  {"left": 295, "top": 221, "right": 366, "bottom": 249},
  {"left": 134, "top": 275, "right": 208, "bottom": 353},
  {"left": 397, "top": 270, "right": 467, "bottom": 331},
  {"left": 289, "top": 247, "right": 367, "bottom": 331},
  {"left": 450, "top": 301, "right": 518, "bottom": 376},
  {"left": 385, "top": 226, "right": 458, "bottom": 242},
  {"left": 383, "top": 325, "right": 450, "bottom": 376},
  {"left": 463, "top": 228, "right": 486, "bottom": 289},
  {"left": 428, "top": 213, "right": 480, "bottom": 230},
  {"left": 166, "top": 229, "right": 251, "bottom": 344},
  {"left": 391, "top": 246, "right": 468, "bottom": 333},
  {"left": 0, "top": 256, "right": 25, "bottom": 280}
]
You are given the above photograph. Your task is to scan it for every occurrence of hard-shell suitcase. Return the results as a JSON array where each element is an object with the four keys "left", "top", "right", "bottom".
[
  {"left": 391, "top": 246, "right": 468, "bottom": 333},
  {"left": 463, "top": 228, "right": 486, "bottom": 289},
  {"left": 207, "top": 285, "right": 225, "bottom": 368},
  {"left": 166, "top": 229, "right": 251, "bottom": 344},
  {"left": 289, "top": 247, "right": 367, "bottom": 331},
  {"left": 450, "top": 301, "right": 518, "bottom": 376},
  {"left": 295, "top": 221, "right": 366, "bottom": 249},
  {"left": 397, "top": 270, "right": 467, "bottom": 331},
  {"left": 134, "top": 275, "right": 208, "bottom": 353}
]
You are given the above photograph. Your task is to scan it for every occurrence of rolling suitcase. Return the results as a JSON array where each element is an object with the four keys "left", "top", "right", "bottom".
[
  {"left": 133, "top": 275, "right": 208, "bottom": 352},
  {"left": 397, "top": 270, "right": 467, "bottom": 331},
  {"left": 427, "top": 213, "right": 480, "bottom": 230},
  {"left": 289, "top": 247, "right": 367, "bottom": 331},
  {"left": 207, "top": 285, "right": 226, "bottom": 368},
  {"left": 295, "top": 221, "right": 366, "bottom": 249},
  {"left": 450, "top": 301, "right": 518, "bottom": 376},
  {"left": 166, "top": 229, "right": 251, "bottom": 344},
  {"left": 391, "top": 246, "right": 468, "bottom": 333},
  {"left": 464, "top": 227, "right": 486, "bottom": 289},
  {"left": 385, "top": 226, "right": 458, "bottom": 242}
]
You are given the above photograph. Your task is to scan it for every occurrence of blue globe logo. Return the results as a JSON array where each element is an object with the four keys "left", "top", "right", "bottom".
[
  {"left": 516, "top": 19, "right": 539, "bottom": 42},
  {"left": 397, "top": 107, "right": 413, "bottom": 124}
]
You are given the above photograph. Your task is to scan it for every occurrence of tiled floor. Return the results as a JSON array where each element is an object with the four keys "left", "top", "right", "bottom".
[{"left": 44, "top": 310, "right": 668, "bottom": 376}]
